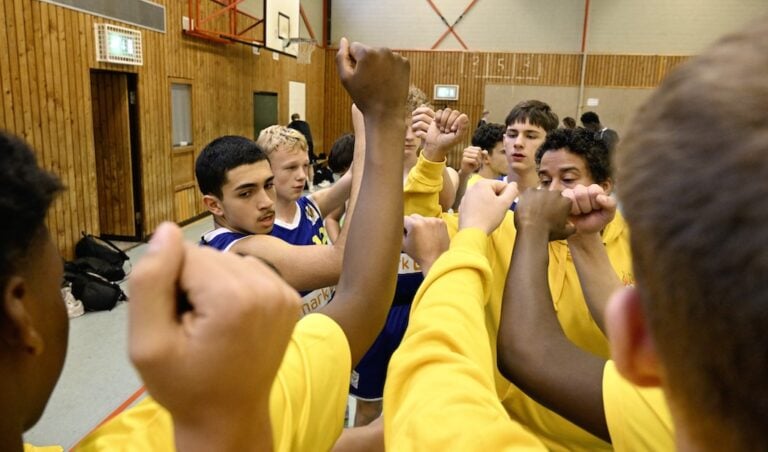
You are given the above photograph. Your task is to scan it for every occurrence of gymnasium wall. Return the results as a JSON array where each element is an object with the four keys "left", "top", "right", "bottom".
[
  {"left": 330, "top": 0, "right": 768, "bottom": 53},
  {"left": 0, "top": 0, "right": 326, "bottom": 258},
  {"left": 324, "top": 1, "right": 766, "bottom": 166}
]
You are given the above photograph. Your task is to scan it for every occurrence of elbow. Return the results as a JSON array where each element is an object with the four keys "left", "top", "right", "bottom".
[{"left": 496, "top": 332, "right": 540, "bottom": 385}]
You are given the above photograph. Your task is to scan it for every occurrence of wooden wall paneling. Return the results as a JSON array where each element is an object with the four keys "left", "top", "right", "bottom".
[
  {"left": 0, "top": 1, "right": 8, "bottom": 130},
  {"left": 65, "top": 8, "right": 87, "bottom": 241}
]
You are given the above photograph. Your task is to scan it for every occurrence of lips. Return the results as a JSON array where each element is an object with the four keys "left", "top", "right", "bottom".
[
  {"left": 511, "top": 153, "right": 526, "bottom": 161},
  {"left": 258, "top": 212, "right": 275, "bottom": 223}
]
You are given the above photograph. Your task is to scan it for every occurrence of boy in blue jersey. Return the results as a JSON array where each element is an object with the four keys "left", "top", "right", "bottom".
[
  {"left": 256, "top": 125, "right": 353, "bottom": 313},
  {"left": 196, "top": 134, "right": 351, "bottom": 313}
]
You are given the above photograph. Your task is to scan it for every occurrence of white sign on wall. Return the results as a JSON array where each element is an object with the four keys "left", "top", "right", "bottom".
[{"left": 288, "top": 81, "right": 306, "bottom": 123}]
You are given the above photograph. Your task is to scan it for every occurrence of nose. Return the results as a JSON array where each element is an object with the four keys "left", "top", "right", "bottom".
[
  {"left": 256, "top": 189, "right": 274, "bottom": 209},
  {"left": 549, "top": 179, "right": 563, "bottom": 192}
]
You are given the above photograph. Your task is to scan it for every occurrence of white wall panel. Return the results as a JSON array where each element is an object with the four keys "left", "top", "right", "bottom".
[
  {"left": 331, "top": 0, "right": 584, "bottom": 52},
  {"left": 587, "top": 0, "right": 768, "bottom": 54}
]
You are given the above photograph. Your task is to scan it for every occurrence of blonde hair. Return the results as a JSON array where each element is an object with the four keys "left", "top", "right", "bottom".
[
  {"left": 256, "top": 125, "right": 308, "bottom": 156},
  {"left": 406, "top": 85, "right": 431, "bottom": 113}
]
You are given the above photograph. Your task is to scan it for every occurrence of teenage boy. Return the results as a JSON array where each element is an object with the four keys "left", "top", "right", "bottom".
[
  {"left": 196, "top": 135, "right": 341, "bottom": 313},
  {"left": 79, "top": 39, "right": 412, "bottom": 452},
  {"left": 404, "top": 105, "right": 626, "bottom": 450},
  {"left": 0, "top": 131, "right": 298, "bottom": 452},
  {"left": 452, "top": 122, "right": 507, "bottom": 210}
]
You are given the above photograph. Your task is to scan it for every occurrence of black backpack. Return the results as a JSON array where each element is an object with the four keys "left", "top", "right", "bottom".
[
  {"left": 64, "top": 261, "right": 127, "bottom": 311},
  {"left": 74, "top": 233, "right": 130, "bottom": 281}
]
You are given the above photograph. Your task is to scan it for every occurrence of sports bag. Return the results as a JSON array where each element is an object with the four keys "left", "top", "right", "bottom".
[
  {"left": 64, "top": 261, "right": 127, "bottom": 311},
  {"left": 75, "top": 232, "right": 129, "bottom": 267}
]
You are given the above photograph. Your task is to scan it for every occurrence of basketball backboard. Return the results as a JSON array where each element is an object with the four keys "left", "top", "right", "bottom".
[{"left": 265, "top": 0, "right": 300, "bottom": 57}]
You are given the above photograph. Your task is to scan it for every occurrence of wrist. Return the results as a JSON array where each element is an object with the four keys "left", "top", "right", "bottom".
[
  {"left": 567, "top": 231, "right": 603, "bottom": 248},
  {"left": 516, "top": 221, "right": 553, "bottom": 241}
]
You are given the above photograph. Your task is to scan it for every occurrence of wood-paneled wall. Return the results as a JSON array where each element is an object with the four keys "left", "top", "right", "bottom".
[
  {"left": 0, "top": 0, "right": 326, "bottom": 258},
  {"left": 323, "top": 49, "right": 689, "bottom": 167}
]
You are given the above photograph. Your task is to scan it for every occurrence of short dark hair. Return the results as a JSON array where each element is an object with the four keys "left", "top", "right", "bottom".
[
  {"left": 536, "top": 128, "right": 611, "bottom": 184},
  {"left": 195, "top": 136, "right": 268, "bottom": 198},
  {"left": 616, "top": 19, "right": 768, "bottom": 450},
  {"left": 0, "top": 131, "right": 62, "bottom": 292},
  {"left": 291, "top": 113, "right": 300, "bottom": 121},
  {"left": 580, "top": 111, "right": 600, "bottom": 125},
  {"left": 328, "top": 133, "right": 355, "bottom": 174},
  {"left": 562, "top": 117, "right": 577, "bottom": 129},
  {"left": 505, "top": 100, "right": 559, "bottom": 132},
  {"left": 471, "top": 123, "right": 505, "bottom": 154}
]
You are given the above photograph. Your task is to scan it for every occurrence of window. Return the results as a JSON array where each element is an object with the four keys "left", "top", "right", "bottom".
[{"left": 171, "top": 83, "right": 192, "bottom": 147}]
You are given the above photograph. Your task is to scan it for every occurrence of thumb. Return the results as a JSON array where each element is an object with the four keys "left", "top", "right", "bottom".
[
  {"left": 129, "top": 222, "right": 185, "bottom": 349},
  {"left": 498, "top": 181, "right": 519, "bottom": 205},
  {"left": 596, "top": 193, "right": 617, "bottom": 211},
  {"left": 336, "top": 37, "right": 353, "bottom": 79}
]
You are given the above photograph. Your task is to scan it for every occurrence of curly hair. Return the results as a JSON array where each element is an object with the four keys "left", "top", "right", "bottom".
[
  {"left": 535, "top": 127, "right": 611, "bottom": 183},
  {"left": 0, "top": 131, "right": 62, "bottom": 292},
  {"left": 406, "top": 85, "right": 431, "bottom": 113},
  {"left": 471, "top": 123, "right": 505, "bottom": 154},
  {"left": 256, "top": 125, "right": 308, "bottom": 156}
]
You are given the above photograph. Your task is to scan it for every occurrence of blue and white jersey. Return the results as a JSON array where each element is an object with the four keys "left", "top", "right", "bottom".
[
  {"left": 200, "top": 227, "right": 249, "bottom": 251},
  {"left": 271, "top": 196, "right": 335, "bottom": 315},
  {"left": 270, "top": 196, "right": 330, "bottom": 246}
]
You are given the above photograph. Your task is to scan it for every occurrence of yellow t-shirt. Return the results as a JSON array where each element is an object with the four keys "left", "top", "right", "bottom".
[
  {"left": 404, "top": 155, "right": 634, "bottom": 451},
  {"left": 385, "top": 228, "right": 546, "bottom": 451},
  {"left": 603, "top": 361, "right": 674, "bottom": 452},
  {"left": 74, "top": 313, "right": 350, "bottom": 452},
  {"left": 466, "top": 172, "right": 482, "bottom": 187}
]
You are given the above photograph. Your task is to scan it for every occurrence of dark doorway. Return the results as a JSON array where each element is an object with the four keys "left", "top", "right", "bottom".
[
  {"left": 90, "top": 70, "right": 144, "bottom": 241},
  {"left": 254, "top": 91, "right": 278, "bottom": 139}
]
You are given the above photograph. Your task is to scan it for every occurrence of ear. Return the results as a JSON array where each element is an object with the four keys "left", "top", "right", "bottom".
[
  {"left": 202, "top": 194, "right": 225, "bottom": 217},
  {"left": 605, "top": 286, "right": 662, "bottom": 387},
  {"left": 600, "top": 177, "right": 614, "bottom": 196},
  {"left": 1, "top": 276, "right": 45, "bottom": 355}
]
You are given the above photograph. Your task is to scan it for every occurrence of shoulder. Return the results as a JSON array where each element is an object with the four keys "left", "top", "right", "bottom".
[{"left": 602, "top": 361, "right": 674, "bottom": 451}]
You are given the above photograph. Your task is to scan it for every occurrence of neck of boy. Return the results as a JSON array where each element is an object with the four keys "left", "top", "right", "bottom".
[{"left": 275, "top": 196, "right": 299, "bottom": 223}]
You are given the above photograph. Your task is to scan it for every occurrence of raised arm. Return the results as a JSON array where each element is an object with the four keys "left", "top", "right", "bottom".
[
  {"left": 496, "top": 188, "right": 610, "bottom": 442},
  {"left": 385, "top": 179, "right": 544, "bottom": 450},
  {"left": 129, "top": 223, "right": 300, "bottom": 452},
  {"left": 320, "top": 38, "right": 409, "bottom": 366},
  {"left": 310, "top": 168, "right": 352, "bottom": 217},
  {"left": 563, "top": 184, "right": 623, "bottom": 332},
  {"left": 230, "top": 107, "right": 364, "bottom": 293},
  {"left": 451, "top": 145, "right": 482, "bottom": 211},
  {"left": 403, "top": 107, "right": 470, "bottom": 217}
]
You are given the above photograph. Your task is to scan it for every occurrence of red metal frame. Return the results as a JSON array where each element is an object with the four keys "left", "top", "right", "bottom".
[
  {"left": 426, "top": 0, "right": 480, "bottom": 50},
  {"left": 185, "top": 0, "right": 265, "bottom": 46}
]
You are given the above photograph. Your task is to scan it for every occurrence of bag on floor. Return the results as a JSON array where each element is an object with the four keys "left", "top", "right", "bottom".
[
  {"left": 75, "top": 232, "right": 129, "bottom": 268},
  {"left": 71, "top": 256, "right": 125, "bottom": 282},
  {"left": 64, "top": 262, "right": 127, "bottom": 312}
]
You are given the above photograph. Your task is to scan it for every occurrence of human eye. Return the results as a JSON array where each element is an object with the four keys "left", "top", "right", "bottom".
[
  {"left": 539, "top": 178, "right": 551, "bottom": 187},
  {"left": 265, "top": 181, "right": 274, "bottom": 190},
  {"left": 238, "top": 191, "right": 251, "bottom": 198}
]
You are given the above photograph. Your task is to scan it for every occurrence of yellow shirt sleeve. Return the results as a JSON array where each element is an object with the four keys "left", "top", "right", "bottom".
[
  {"left": 603, "top": 361, "right": 674, "bottom": 452},
  {"left": 384, "top": 228, "right": 546, "bottom": 451},
  {"left": 23, "top": 445, "right": 63, "bottom": 452},
  {"left": 74, "top": 313, "right": 350, "bottom": 452},
  {"left": 404, "top": 154, "right": 445, "bottom": 217}
]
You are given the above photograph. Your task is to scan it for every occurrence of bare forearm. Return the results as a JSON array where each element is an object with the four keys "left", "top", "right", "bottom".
[
  {"left": 451, "top": 171, "right": 472, "bottom": 211},
  {"left": 499, "top": 226, "right": 609, "bottom": 441},
  {"left": 327, "top": 115, "right": 404, "bottom": 365},
  {"left": 568, "top": 233, "right": 623, "bottom": 333}
]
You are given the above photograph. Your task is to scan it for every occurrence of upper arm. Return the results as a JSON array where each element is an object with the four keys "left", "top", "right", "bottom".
[{"left": 231, "top": 235, "right": 342, "bottom": 292}]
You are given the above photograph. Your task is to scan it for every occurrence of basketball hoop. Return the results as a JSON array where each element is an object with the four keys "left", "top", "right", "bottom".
[{"left": 285, "top": 37, "right": 317, "bottom": 64}]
